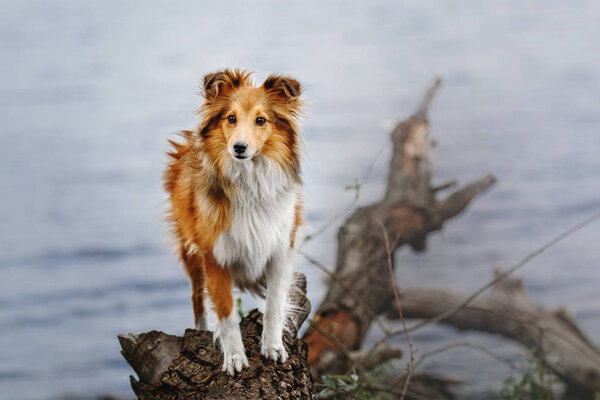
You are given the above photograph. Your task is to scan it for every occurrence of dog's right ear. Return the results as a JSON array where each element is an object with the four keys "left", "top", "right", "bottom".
[{"left": 202, "top": 69, "right": 252, "bottom": 101}]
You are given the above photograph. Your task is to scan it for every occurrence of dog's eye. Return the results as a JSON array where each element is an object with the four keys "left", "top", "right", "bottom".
[
  {"left": 255, "top": 117, "right": 266, "bottom": 126},
  {"left": 227, "top": 115, "right": 236, "bottom": 124}
]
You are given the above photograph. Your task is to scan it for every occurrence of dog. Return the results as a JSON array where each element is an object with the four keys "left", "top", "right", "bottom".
[{"left": 163, "top": 69, "right": 304, "bottom": 375}]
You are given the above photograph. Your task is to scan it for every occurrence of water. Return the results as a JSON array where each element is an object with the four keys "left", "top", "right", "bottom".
[{"left": 1, "top": 1, "right": 599, "bottom": 398}]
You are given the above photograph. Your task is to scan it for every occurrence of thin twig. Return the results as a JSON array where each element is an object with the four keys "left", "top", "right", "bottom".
[
  {"left": 378, "top": 221, "right": 415, "bottom": 400},
  {"left": 362, "top": 382, "right": 435, "bottom": 400},
  {"left": 307, "top": 318, "right": 353, "bottom": 360},
  {"left": 412, "top": 341, "right": 517, "bottom": 372},
  {"left": 299, "top": 250, "right": 391, "bottom": 335},
  {"left": 461, "top": 306, "right": 600, "bottom": 367},
  {"left": 381, "top": 300, "right": 600, "bottom": 369},
  {"left": 314, "top": 383, "right": 365, "bottom": 400},
  {"left": 375, "top": 211, "right": 600, "bottom": 348},
  {"left": 432, "top": 180, "right": 457, "bottom": 192},
  {"left": 406, "top": 211, "right": 600, "bottom": 334},
  {"left": 299, "top": 139, "right": 388, "bottom": 247},
  {"left": 301, "top": 197, "right": 360, "bottom": 247}
]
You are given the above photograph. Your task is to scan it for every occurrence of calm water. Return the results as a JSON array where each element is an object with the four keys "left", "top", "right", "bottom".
[{"left": 1, "top": 1, "right": 600, "bottom": 399}]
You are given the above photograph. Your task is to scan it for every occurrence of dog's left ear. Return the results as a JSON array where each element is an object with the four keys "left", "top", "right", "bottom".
[
  {"left": 262, "top": 75, "right": 303, "bottom": 103},
  {"left": 203, "top": 69, "right": 252, "bottom": 101}
]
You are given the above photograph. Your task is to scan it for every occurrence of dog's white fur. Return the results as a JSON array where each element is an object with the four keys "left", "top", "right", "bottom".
[{"left": 212, "top": 157, "right": 298, "bottom": 372}]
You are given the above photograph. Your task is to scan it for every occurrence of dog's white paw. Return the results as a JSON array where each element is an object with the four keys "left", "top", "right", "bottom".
[
  {"left": 216, "top": 314, "right": 248, "bottom": 376},
  {"left": 261, "top": 339, "right": 288, "bottom": 363},
  {"left": 222, "top": 349, "right": 249, "bottom": 376}
]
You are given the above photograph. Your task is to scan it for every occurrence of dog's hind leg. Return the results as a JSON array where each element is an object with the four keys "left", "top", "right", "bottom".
[
  {"left": 181, "top": 247, "right": 207, "bottom": 331},
  {"left": 204, "top": 254, "right": 248, "bottom": 375},
  {"left": 261, "top": 248, "right": 294, "bottom": 363}
]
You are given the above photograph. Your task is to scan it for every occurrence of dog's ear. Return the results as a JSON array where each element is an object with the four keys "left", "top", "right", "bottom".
[
  {"left": 262, "top": 75, "right": 303, "bottom": 102},
  {"left": 202, "top": 69, "right": 252, "bottom": 100}
]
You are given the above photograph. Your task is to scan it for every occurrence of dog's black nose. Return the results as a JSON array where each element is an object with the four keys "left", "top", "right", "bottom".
[{"left": 233, "top": 141, "right": 248, "bottom": 154}]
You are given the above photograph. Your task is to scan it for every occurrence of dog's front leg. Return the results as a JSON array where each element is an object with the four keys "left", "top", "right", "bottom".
[
  {"left": 261, "top": 248, "right": 294, "bottom": 363},
  {"left": 204, "top": 255, "right": 248, "bottom": 375}
]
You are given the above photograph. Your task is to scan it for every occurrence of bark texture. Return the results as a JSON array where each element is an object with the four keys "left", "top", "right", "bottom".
[
  {"left": 119, "top": 272, "right": 314, "bottom": 399},
  {"left": 303, "top": 78, "right": 496, "bottom": 375}
]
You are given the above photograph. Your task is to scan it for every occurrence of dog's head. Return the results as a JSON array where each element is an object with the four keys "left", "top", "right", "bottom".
[{"left": 198, "top": 69, "right": 303, "bottom": 176}]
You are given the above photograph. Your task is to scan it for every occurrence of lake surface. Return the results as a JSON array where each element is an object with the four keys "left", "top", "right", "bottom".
[{"left": 1, "top": 1, "right": 599, "bottom": 398}]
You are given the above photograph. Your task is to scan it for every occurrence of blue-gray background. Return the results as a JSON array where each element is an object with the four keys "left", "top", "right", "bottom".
[{"left": 1, "top": 1, "right": 599, "bottom": 399}]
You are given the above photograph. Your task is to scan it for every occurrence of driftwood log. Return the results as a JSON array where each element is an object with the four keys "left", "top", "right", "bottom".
[
  {"left": 119, "top": 272, "right": 314, "bottom": 399},
  {"left": 303, "top": 78, "right": 600, "bottom": 395},
  {"left": 303, "top": 78, "right": 496, "bottom": 375},
  {"left": 387, "top": 272, "right": 600, "bottom": 392}
]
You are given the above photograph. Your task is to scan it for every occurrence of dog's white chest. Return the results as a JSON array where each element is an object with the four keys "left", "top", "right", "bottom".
[
  {"left": 213, "top": 190, "right": 296, "bottom": 281},
  {"left": 212, "top": 161, "right": 297, "bottom": 282}
]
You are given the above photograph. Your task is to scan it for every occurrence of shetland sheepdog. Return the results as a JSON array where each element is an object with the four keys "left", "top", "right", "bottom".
[{"left": 164, "top": 69, "right": 304, "bottom": 375}]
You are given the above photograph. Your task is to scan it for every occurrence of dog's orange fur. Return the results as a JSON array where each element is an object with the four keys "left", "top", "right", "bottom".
[{"left": 164, "top": 69, "right": 303, "bottom": 326}]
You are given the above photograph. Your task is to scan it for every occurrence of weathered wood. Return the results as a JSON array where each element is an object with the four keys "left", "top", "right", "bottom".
[
  {"left": 302, "top": 79, "right": 600, "bottom": 394},
  {"left": 303, "top": 78, "right": 496, "bottom": 375},
  {"left": 385, "top": 272, "right": 600, "bottom": 392},
  {"left": 119, "top": 272, "right": 314, "bottom": 399}
]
